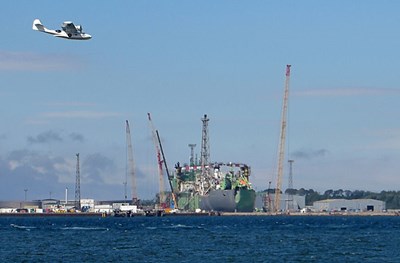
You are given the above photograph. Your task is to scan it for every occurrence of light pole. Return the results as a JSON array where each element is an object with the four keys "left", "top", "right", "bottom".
[
  {"left": 24, "top": 189, "right": 28, "bottom": 201},
  {"left": 65, "top": 187, "right": 68, "bottom": 204}
]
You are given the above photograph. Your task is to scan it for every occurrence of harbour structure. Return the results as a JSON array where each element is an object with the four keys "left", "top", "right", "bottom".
[
  {"left": 313, "top": 199, "right": 386, "bottom": 212},
  {"left": 0, "top": 199, "right": 136, "bottom": 215},
  {"left": 256, "top": 192, "right": 305, "bottom": 212},
  {"left": 170, "top": 114, "right": 256, "bottom": 212}
]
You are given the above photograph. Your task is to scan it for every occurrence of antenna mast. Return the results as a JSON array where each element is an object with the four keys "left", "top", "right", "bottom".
[
  {"left": 74, "top": 153, "right": 81, "bottom": 210},
  {"left": 274, "top": 65, "right": 291, "bottom": 212},
  {"left": 199, "top": 114, "right": 211, "bottom": 195}
]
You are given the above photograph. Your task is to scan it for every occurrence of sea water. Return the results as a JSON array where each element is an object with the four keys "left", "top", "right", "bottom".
[{"left": 0, "top": 215, "right": 399, "bottom": 262}]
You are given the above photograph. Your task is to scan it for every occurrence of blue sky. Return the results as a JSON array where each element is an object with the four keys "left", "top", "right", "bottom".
[{"left": 1, "top": 1, "right": 400, "bottom": 201}]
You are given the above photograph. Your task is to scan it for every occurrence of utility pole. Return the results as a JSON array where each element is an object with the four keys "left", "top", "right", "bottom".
[
  {"left": 274, "top": 65, "right": 291, "bottom": 213},
  {"left": 75, "top": 153, "right": 81, "bottom": 210},
  {"left": 287, "top": 159, "right": 294, "bottom": 211},
  {"left": 65, "top": 187, "right": 68, "bottom": 205},
  {"left": 123, "top": 181, "right": 127, "bottom": 201}
]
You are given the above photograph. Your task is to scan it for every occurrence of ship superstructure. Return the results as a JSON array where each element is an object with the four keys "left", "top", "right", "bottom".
[{"left": 170, "top": 114, "right": 256, "bottom": 212}]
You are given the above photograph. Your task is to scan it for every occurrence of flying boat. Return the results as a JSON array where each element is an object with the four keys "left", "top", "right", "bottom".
[{"left": 32, "top": 19, "right": 92, "bottom": 40}]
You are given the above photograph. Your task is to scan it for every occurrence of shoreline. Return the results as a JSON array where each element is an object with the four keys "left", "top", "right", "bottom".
[
  {"left": 220, "top": 211, "right": 400, "bottom": 216},
  {"left": 0, "top": 211, "right": 399, "bottom": 217}
]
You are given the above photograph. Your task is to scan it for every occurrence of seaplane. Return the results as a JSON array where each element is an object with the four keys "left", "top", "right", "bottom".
[{"left": 32, "top": 19, "right": 92, "bottom": 40}]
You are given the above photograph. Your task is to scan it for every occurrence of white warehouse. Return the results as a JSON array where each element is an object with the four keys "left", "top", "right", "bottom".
[{"left": 313, "top": 199, "right": 385, "bottom": 212}]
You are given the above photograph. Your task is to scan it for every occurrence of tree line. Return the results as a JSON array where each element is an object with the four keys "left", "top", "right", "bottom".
[{"left": 283, "top": 188, "right": 400, "bottom": 209}]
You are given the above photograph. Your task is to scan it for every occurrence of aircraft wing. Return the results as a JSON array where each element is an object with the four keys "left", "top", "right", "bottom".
[{"left": 62, "top": 21, "right": 78, "bottom": 34}]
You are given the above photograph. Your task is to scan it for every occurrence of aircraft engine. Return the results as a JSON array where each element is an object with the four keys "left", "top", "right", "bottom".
[{"left": 76, "top": 25, "right": 83, "bottom": 32}]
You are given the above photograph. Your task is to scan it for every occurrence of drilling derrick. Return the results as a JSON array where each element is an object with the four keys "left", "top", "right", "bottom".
[
  {"left": 74, "top": 153, "right": 81, "bottom": 210},
  {"left": 199, "top": 114, "right": 211, "bottom": 195},
  {"left": 147, "top": 113, "right": 166, "bottom": 208},
  {"left": 126, "top": 120, "right": 138, "bottom": 205},
  {"left": 274, "top": 65, "right": 291, "bottom": 212}
]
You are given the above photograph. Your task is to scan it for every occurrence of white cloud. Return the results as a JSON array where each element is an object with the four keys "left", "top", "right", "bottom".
[
  {"left": 0, "top": 50, "right": 83, "bottom": 71},
  {"left": 46, "top": 102, "right": 97, "bottom": 107},
  {"left": 53, "top": 158, "right": 76, "bottom": 184},
  {"left": 8, "top": 160, "right": 20, "bottom": 170},
  {"left": 294, "top": 88, "right": 400, "bottom": 97},
  {"left": 364, "top": 128, "right": 400, "bottom": 150},
  {"left": 42, "top": 111, "right": 121, "bottom": 119}
]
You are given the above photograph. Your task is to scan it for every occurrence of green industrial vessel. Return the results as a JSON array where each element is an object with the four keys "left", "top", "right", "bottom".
[{"left": 171, "top": 162, "right": 256, "bottom": 212}]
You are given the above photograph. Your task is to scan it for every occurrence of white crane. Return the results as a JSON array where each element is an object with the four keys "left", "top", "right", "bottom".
[
  {"left": 126, "top": 120, "right": 138, "bottom": 204},
  {"left": 274, "top": 65, "right": 291, "bottom": 212}
]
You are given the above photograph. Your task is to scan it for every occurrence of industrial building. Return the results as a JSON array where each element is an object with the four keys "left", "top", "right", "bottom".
[
  {"left": 0, "top": 199, "right": 136, "bottom": 214},
  {"left": 313, "top": 199, "right": 386, "bottom": 212},
  {"left": 255, "top": 193, "right": 305, "bottom": 212}
]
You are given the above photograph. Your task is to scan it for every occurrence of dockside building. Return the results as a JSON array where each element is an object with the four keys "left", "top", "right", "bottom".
[{"left": 313, "top": 199, "right": 386, "bottom": 212}]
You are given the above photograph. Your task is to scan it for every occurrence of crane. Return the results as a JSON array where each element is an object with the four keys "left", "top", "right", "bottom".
[
  {"left": 156, "top": 130, "right": 178, "bottom": 209},
  {"left": 126, "top": 120, "right": 138, "bottom": 205},
  {"left": 147, "top": 113, "right": 166, "bottom": 208},
  {"left": 274, "top": 65, "right": 291, "bottom": 212}
]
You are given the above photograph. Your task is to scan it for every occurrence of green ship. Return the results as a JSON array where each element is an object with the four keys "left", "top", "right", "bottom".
[{"left": 172, "top": 162, "right": 256, "bottom": 212}]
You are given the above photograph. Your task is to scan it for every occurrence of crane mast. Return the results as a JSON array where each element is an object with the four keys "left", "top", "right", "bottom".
[
  {"left": 274, "top": 65, "right": 291, "bottom": 212},
  {"left": 126, "top": 120, "right": 138, "bottom": 205},
  {"left": 147, "top": 113, "right": 166, "bottom": 208}
]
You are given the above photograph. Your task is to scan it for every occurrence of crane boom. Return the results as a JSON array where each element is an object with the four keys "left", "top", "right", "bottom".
[
  {"left": 126, "top": 120, "right": 138, "bottom": 204},
  {"left": 274, "top": 65, "right": 291, "bottom": 212},
  {"left": 147, "top": 113, "right": 166, "bottom": 208},
  {"left": 156, "top": 130, "right": 178, "bottom": 209}
]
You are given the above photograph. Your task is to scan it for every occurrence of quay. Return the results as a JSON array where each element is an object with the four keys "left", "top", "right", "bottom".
[{"left": 1, "top": 210, "right": 399, "bottom": 217}]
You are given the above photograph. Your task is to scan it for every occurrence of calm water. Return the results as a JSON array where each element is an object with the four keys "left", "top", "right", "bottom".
[{"left": 0, "top": 215, "right": 399, "bottom": 262}]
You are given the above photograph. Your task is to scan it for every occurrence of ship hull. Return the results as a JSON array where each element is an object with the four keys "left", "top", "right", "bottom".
[{"left": 199, "top": 188, "right": 256, "bottom": 212}]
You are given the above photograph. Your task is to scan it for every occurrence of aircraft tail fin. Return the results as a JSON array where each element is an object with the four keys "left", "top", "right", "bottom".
[{"left": 32, "top": 19, "right": 45, "bottom": 31}]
